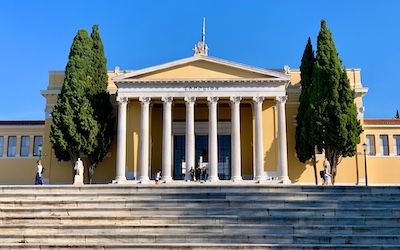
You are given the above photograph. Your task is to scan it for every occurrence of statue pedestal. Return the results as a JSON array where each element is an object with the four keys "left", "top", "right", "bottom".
[{"left": 73, "top": 175, "right": 84, "bottom": 185}]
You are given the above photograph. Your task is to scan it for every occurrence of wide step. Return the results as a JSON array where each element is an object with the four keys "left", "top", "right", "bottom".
[{"left": 0, "top": 184, "right": 399, "bottom": 248}]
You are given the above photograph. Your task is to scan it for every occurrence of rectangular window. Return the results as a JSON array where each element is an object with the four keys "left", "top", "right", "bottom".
[
  {"left": 0, "top": 136, "right": 3, "bottom": 157},
  {"left": 7, "top": 136, "right": 17, "bottom": 157},
  {"left": 394, "top": 135, "right": 400, "bottom": 155},
  {"left": 380, "top": 135, "right": 389, "bottom": 156},
  {"left": 33, "top": 136, "right": 43, "bottom": 157},
  {"left": 366, "top": 135, "right": 376, "bottom": 156},
  {"left": 20, "top": 136, "right": 30, "bottom": 157}
]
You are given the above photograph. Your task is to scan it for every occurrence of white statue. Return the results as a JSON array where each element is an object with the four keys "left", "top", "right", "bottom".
[
  {"left": 73, "top": 158, "right": 84, "bottom": 185},
  {"left": 74, "top": 158, "right": 84, "bottom": 176},
  {"left": 284, "top": 65, "right": 291, "bottom": 75}
]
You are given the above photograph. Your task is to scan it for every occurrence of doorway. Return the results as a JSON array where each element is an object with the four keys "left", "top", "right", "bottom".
[{"left": 173, "top": 135, "right": 231, "bottom": 180}]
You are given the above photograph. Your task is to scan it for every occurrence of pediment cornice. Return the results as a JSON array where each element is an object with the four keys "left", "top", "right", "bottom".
[{"left": 113, "top": 55, "right": 290, "bottom": 81}]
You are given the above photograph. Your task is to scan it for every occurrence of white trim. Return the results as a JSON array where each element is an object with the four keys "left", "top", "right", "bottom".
[
  {"left": 364, "top": 125, "right": 400, "bottom": 128},
  {"left": 0, "top": 126, "right": 44, "bottom": 130},
  {"left": 41, "top": 89, "right": 116, "bottom": 97},
  {"left": 116, "top": 83, "right": 286, "bottom": 99}
]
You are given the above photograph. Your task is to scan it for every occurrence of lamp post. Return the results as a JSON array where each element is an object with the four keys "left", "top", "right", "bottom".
[
  {"left": 362, "top": 143, "right": 368, "bottom": 186},
  {"left": 38, "top": 143, "right": 43, "bottom": 160}
]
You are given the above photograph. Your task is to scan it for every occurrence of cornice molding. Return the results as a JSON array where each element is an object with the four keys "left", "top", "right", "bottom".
[
  {"left": 115, "top": 78, "right": 289, "bottom": 85},
  {"left": 113, "top": 55, "right": 290, "bottom": 81}
]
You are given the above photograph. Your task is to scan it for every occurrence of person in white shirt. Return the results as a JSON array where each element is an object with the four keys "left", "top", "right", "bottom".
[{"left": 35, "top": 160, "right": 43, "bottom": 185}]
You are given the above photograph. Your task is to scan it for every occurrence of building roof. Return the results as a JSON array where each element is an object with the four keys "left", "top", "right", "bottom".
[
  {"left": 364, "top": 118, "right": 400, "bottom": 125},
  {"left": 0, "top": 120, "right": 45, "bottom": 126},
  {"left": 112, "top": 55, "right": 290, "bottom": 81}
]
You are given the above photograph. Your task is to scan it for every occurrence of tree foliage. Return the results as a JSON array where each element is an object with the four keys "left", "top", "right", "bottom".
[
  {"left": 50, "top": 26, "right": 115, "bottom": 183},
  {"left": 310, "top": 20, "right": 363, "bottom": 184},
  {"left": 295, "top": 37, "right": 319, "bottom": 184},
  {"left": 296, "top": 37, "right": 315, "bottom": 163},
  {"left": 86, "top": 24, "right": 115, "bottom": 184}
]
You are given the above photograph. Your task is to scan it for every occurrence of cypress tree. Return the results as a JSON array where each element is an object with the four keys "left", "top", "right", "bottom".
[
  {"left": 295, "top": 37, "right": 319, "bottom": 184},
  {"left": 50, "top": 29, "right": 99, "bottom": 178},
  {"left": 312, "top": 20, "right": 362, "bottom": 184},
  {"left": 395, "top": 110, "right": 399, "bottom": 119},
  {"left": 86, "top": 24, "right": 115, "bottom": 184}
]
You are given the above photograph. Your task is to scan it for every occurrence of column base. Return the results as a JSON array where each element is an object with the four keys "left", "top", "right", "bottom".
[
  {"left": 111, "top": 179, "right": 128, "bottom": 184},
  {"left": 255, "top": 179, "right": 267, "bottom": 184},
  {"left": 138, "top": 179, "right": 153, "bottom": 184},
  {"left": 255, "top": 176, "right": 266, "bottom": 181},
  {"left": 279, "top": 176, "right": 292, "bottom": 184},
  {"left": 112, "top": 176, "right": 127, "bottom": 184},
  {"left": 208, "top": 176, "right": 220, "bottom": 182},
  {"left": 358, "top": 178, "right": 367, "bottom": 186},
  {"left": 139, "top": 176, "right": 150, "bottom": 182},
  {"left": 231, "top": 176, "right": 243, "bottom": 182},
  {"left": 161, "top": 176, "right": 173, "bottom": 182}
]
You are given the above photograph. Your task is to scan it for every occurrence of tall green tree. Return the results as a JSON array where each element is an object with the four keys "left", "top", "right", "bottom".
[
  {"left": 311, "top": 20, "right": 363, "bottom": 184},
  {"left": 395, "top": 110, "right": 399, "bottom": 119},
  {"left": 86, "top": 24, "right": 115, "bottom": 184},
  {"left": 295, "top": 37, "right": 319, "bottom": 184},
  {"left": 50, "top": 29, "right": 99, "bottom": 177}
]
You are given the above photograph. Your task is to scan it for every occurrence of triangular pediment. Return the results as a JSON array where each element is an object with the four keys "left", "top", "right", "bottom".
[{"left": 113, "top": 55, "right": 289, "bottom": 82}]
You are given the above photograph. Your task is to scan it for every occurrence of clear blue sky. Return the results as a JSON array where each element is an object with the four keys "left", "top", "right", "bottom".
[{"left": 0, "top": 0, "right": 398, "bottom": 120}]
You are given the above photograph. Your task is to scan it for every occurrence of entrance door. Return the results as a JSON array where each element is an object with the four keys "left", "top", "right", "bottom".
[
  {"left": 218, "top": 135, "right": 231, "bottom": 180},
  {"left": 195, "top": 135, "right": 208, "bottom": 168},
  {"left": 173, "top": 135, "right": 231, "bottom": 180},
  {"left": 173, "top": 135, "right": 185, "bottom": 180}
]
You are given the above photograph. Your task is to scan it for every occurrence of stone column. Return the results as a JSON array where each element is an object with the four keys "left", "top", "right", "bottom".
[
  {"left": 276, "top": 96, "right": 291, "bottom": 184},
  {"left": 185, "top": 96, "right": 196, "bottom": 181},
  {"left": 253, "top": 96, "right": 266, "bottom": 181},
  {"left": 114, "top": 96, "right": 128, "bottom": 182},
  {"left": 230, "top": 96, "right": 242, "bottom": 181},
  {"left": 139, "top": 97, "right": 151, "bottom": 182},
  {"left": 161, "top": 97, "right": 173, "bottom": 182},
  {"left": 207, "top": 96, "right": 219, "bottom": 182}
]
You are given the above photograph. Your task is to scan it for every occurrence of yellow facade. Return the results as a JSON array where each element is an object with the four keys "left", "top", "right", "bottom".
[{"left": 0, "top": 55, "right": 398, "bottom": 185}]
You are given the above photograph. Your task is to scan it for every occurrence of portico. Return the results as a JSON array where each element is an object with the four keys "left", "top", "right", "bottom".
[{"left": 112, "top": 55, "right": 292, "bottom": 184}]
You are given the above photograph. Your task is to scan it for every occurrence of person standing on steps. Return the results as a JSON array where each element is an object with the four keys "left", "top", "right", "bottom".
[
  {"left": 155, "top": 169, "right": 162, "bottom": 184},
  {"left": 322, "top": 158, "right": 331, "bottom": 185},
  {"left": 35, "top": 160, "right": 44, "bottom": 185}
]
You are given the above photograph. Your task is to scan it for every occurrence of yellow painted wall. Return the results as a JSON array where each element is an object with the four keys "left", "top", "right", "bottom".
[
  {"left": 262, "top": 100, "right": 278, "bottom": 172},
  {"left": 3, "top": 59, "right": 400, "bottom": 185},
  {"left": 136, "top": 61, "right": 269, "bottom": 79},
  {"left": 0, "top": 125, "right": 44, "bottom": 184},
  {"left": 126, "top": 102, "right": 141, "bottom": 176},
  {"left": 241, "top": 104, "right": 253, "bottom": 176}
]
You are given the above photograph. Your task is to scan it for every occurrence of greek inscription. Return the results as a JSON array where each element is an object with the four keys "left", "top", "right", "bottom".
[{"left": 184, "top": 86, "right": 219, "bottom": 91}]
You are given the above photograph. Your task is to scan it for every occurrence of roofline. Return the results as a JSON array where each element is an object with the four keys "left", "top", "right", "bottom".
[
  {"left": 364, "top": 118, "right": 400, "bottom": 126},
  {"left": 112, "top": 55, "right": 290, "bottom": 81},
  {"left": 0, "top": 120, "right": 45, "bottom": 126},
  {"left": 115, "top": 78, "right": 289, "bottom": 85}
]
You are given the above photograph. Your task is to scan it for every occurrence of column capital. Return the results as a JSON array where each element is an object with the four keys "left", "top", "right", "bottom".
[
  {"left": 161, "top": 96, "right": 173, "bottom": 104},
  {"left": 230, "top": 96, "right": 242, "bottom": 104},
  {"left": 207, "top": 96, "right": 219, "bottom": 103},
  {"left": 184, "top": 96, "right": 196, "bottom": 104},
  {"left": 139, "top": 97, "right": 151, "bottom": 104},
  {"left": 276, "top": 96, "right": 287, "bottom": 105},
  {"left": 252, "top": 96, "right": 264, "bottom": 104},
  {"left": 116, "top": 96, "right": 128, "bottom": 104}
]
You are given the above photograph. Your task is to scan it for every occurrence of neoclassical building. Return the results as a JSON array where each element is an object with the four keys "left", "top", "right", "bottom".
[{"left": 1, "top": 36, "right": 400, "bottom": 185}]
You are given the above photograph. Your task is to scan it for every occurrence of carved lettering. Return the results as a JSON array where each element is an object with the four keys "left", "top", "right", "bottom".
[{"left": 184, "top": 86, "right": 219, "bottom": 91}]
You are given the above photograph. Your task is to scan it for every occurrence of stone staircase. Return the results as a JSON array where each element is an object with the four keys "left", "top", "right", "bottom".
[{"left": 0, "top": 183, "right": 400, "bottom": 249}]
